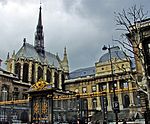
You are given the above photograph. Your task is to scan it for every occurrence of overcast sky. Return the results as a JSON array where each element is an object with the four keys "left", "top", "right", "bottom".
[{"left": 0, "top": 0, "right": 149, "bottom": 71}]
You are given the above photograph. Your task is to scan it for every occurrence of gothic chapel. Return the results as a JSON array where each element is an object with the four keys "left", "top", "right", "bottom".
[{"left": 5, "top": 6, "right": 69, "bottom": 89}]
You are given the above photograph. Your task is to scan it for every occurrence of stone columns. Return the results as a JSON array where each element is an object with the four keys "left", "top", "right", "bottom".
[
  {"left": 117, "top": 80, "right": 123, "bottom": 110},
  {"left": 128, "top": 80, "right": 135, "bottom": 106},
  {"left": 34, "top": 62, "right": 38, "bottom": 82},
  {"left": 20, "top": 60, "right": 24, "bottom": 80},
  {"left": 96, "top": 84, "right": 101, "bottom": 110},
  {"left": 11, "top": 59, "right": 15, "bottom": 74},
  {"left": 107, "top": 82, "right": 112, "bottom": 111},
  {"left": 51, "top": 67, "right": 55, "bottom": 87},
  {"left": 43, "top": 65, "right": 47, "bottom": 81},
  {"left": 28, "top": 61, "right": 32, "bottom": 84}
]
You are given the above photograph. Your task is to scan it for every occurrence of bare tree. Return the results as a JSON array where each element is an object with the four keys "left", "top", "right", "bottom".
[{"left": 114, "top": 5, "right": 150, "bottom": 108}]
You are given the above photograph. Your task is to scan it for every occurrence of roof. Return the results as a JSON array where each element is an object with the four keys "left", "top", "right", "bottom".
[
  {"left": 16, "top": 43, "right": 60, "bottom": 68},
  {"left": 0, "top": 67, "right": 18, "bottom": 79},
  {"left": 99, "top": 46, "right": 127, "bottom": 63},
  {"left": 69, "top": 66, "right": 95, "bottom": 79}
]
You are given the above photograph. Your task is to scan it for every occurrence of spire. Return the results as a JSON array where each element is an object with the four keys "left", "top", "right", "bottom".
[
  {"left": 34, "top": 5, "right": 45, "bottom": 56},
  {"left": 63, "top": 47, "right": 68, "bottom": 61},
  {"left": 7, "top": 52, "right": 10, "bottom": 60},
  {"left": 12, "top": 50, "right": 15, "bottom": 59},
  {"left": 64, "top": 47, "right": 67, "bottom": 56},
  {"left": 38, "top": 6, "right": 42, "bottom": 26},
  {"left": 23, "top": 38, "right": 26, "bottom": 46},
  {"left": 62, "top": 47, "right": 69, "bottom": 73}
]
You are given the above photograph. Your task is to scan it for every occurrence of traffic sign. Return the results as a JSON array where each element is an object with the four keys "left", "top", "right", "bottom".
[{"left": 113, "top": 101, "right": 120, "bottom": 113}]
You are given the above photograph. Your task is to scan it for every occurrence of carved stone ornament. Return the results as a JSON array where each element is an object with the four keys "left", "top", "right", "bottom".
[{"left": 31, "top": 79, "right": 49, "bottom": 90}]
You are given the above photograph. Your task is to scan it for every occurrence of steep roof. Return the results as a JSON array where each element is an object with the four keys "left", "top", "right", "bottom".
[
  {"left": 16, "top": 42, "right": 60, "bottom": 68},
  {"left": 69, "top": 66, "right": 95, "bottom": 79}
]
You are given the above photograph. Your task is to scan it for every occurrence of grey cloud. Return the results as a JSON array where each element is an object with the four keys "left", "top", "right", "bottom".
[
  {"left": 0, "top": 0, "right": 150, "bottom": 71},
  {"left": 0, "top": 0, "right": 7, "bottom": 5}
]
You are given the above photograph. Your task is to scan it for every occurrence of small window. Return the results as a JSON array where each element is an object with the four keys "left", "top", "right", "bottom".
[
  {"left": 123, "top": 82, "right": 128, "bottom": 88},
  {"left": 92, "top": 85, "right": 96, "bottom": 92},
  {"left": 82, "top": 87, "right": 87, "bottom": 93},
  {"left": 2, "top": 86, "right": 8, "bottom": 101},
  {"left": 92, "top": 98, "right": 97, "bottom": 109},
  {"left": 75, "top": 89, "right": 79, "bottom": 93},
  {"left": 123, "top": 95, "right": 130, "bottom": 108},
  {"left": 102, "top": 85, "right": 107, "bottom": 91}
]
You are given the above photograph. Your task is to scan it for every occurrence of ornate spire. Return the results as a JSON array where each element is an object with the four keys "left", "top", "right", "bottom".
[
  {"left": 38, "top": 6, "right": 42, "bottom": 26},
  {"left": 34, "top": 5, "right": 45, "bottom": 55},
  {"left": 62, "top": 47, "right": 69, "bottom": 73}
]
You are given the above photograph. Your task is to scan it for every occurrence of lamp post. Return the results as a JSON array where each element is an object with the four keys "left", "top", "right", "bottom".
[{"left": 102, "top": 45, "right": 119, "bottom": 124}]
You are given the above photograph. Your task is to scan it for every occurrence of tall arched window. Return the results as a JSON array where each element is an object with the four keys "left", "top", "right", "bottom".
[
  {"left": 46, "top": 69, "right": 51, "bottom": 83},
  {"left": 15, "top": 63, "right": 21, "bottom": 79},
  {"left": 31, "top": 64, "right": 35, "bottom": 84},
  {"left": 55, "top": 72, "right": 59, "bottom": 88},
  {"left": 61, "top": 74, "right": 65, "bottom": 90},
  {"left": 123, "top": 94, "right": 130, "bottom": 108},
  {"left": 92, "top": 98, "right": 97, "bottom": 110},
  {"left": 23, "top": 63, "right": 29, "bottom": 83},
  {"left": 1, "top": 86, "right": 8, "bottom": 101},
  {"left": 38, "top": 66, "right": 43, "bottom": 81}
]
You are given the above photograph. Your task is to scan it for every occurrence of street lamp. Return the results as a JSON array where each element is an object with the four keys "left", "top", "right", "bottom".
[{"left": 102, "top": 45, "right": 119, "bottom": 124}]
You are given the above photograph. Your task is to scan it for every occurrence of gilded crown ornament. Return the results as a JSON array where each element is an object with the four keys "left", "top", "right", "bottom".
[{"left": 31, "top": 78, "right": 49, "bottom": 90}]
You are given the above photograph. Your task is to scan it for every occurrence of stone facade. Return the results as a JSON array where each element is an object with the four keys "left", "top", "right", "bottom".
[{"left": 65, "top": 46, "right": 142, "bottom": 122}]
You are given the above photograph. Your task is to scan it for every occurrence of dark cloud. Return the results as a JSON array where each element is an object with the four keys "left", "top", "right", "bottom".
[{"left": 0, "top": 0, "right": 150, "bottom": 71}]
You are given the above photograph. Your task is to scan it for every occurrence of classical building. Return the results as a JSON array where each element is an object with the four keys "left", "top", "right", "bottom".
[
  {"left": 0, "top": 59, "right": 29, "bottom": 123},
  {"left": 65, "top": 46, "right": 142, "bottom": 122},
  {"left": 5, "top": 6, "right": 69, "bottom": 90}
]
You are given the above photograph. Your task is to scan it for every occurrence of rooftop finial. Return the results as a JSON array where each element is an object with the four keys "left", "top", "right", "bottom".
[
  {"left": 23, "top": 38, "right": 26, "bottom": 46},
  {"left": 64, "top": 46, "right": 67, "bottom": 55},
  {"left": 40, "top": 0, "right": 42, "bottom": 5}
]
